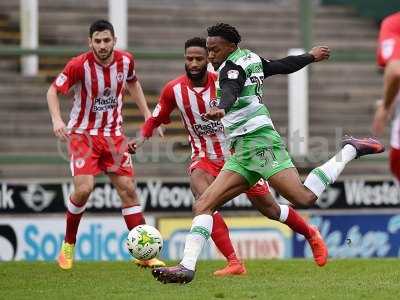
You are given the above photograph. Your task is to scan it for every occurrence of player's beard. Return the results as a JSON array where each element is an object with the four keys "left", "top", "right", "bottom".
[
  {"left": 185, "top": 65, "right": 207, "bottom": 83},
  {"left": 93, "top": 48, "right": 113, "bottom": 62}
]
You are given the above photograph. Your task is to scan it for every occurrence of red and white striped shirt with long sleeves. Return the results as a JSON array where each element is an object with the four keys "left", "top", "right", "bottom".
[
  {"left": 142, "top": 72, "right": 229, "bottom": 160},
  {"left": 53, "top": 50, "right": 137, "bottom": 136}
]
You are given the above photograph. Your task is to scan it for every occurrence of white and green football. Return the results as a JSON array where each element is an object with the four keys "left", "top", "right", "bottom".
[{"left": 126, "top": 224, "right": 163, "bottom": 260}]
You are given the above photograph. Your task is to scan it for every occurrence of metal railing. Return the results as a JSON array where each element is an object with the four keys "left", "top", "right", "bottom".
[
  {"left": 0, "top": 45, "right": 183, "bottom": 60},
  {"left": 0, "top": 45, "right": 375, "bottom": 62}
]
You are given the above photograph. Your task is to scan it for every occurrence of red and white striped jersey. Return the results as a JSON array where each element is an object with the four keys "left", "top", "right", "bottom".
[
  {"left": 377, "top": 13, "right": 400, "bottom": 148},
  {"left": 53, "top": 50, "right": 137, "bottom": 136},
  {"left": 142, "top": 72, "right": 229, "bottom": 160},
  {"left": 391, "top": 93, "right": 400, "bottom": 149}
]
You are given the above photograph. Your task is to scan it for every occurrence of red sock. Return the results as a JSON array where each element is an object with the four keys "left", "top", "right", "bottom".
[
  {"left": 64, "top": 197, "right": 85, "bottom": 244},
  {"left": 122, "top": 206, "right": 145, "bottom": 230},
  {"left": 211, "top": 211, "right": 238, "bottom": 262},
  {"left": 284, "top": 206, "right": 312, "bottom": 239}
]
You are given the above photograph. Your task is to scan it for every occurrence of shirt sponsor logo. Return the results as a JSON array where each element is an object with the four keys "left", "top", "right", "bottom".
[
  {"left": 193, "top": 121, "right": 224, "bottom": 136},
  {"left": 93, "top": 88, "right": 118, "bottom": 112}
]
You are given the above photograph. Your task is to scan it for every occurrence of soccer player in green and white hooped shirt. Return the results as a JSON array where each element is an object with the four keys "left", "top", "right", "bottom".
[{"left": 152, "top": 23, "right": 385, "bottom": 284}]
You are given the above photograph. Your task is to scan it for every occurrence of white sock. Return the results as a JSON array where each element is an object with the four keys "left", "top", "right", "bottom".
[
  {"left": 278, "top": 205, "right": 289, "bottom": 222},
  {"left": 180, "top": 214, "right": 213, "bottom": 271},
  {"left": 304, "top": 144, "right": 357, "bottom": 197}
]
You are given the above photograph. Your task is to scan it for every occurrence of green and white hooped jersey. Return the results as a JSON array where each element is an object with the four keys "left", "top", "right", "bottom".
[{"left": 216, "top": 48, "right": 274, "bottom": 138}]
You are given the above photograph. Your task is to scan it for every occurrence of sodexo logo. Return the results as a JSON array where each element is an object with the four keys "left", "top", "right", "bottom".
[
  {"left": 0, "top": 225, "right": 18, "bottom": 261},
  {"left": 23, "top": 224, "right": 131, "bottom": 261}
]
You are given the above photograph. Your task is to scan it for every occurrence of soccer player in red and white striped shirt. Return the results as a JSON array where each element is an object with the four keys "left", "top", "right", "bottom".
[
  {"left": 373, "top": 12, "right": 400, "bottom": 181},
  {"left": 47, "top": 20, "right": 164, "bottom": 270},
  {"left": 133, "top": 37, "right": 328, "bottom": 276}
]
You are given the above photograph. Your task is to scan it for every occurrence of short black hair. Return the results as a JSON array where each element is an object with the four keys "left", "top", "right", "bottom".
[
  {"left": 185, "top": 37, "right": 207, "bottom": 50},
  {"left": 89, "top": 20, "right": 114, "bottom": 38},
  {"left": 207, "top": 23, "right": 241, "bottom": 45}
]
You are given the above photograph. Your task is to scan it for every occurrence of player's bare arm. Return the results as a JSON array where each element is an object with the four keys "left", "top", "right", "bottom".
[
  {"left": 372, "top": 59, "right": 400, "bottom": 135},
  {"left": 46, "top": 85, "right": 68, "bottom": 142},
  {"left": 126, "top": 80, "right": 164, "bottom": 137},
  {"left": 126, "top": 80, "right": 151, "bottom": 120}
]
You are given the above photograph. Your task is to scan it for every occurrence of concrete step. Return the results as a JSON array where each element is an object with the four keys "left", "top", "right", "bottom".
[
  {"left": 0, "top": 137, "right": 59, "bottom": 152},
  {"left": 314, "top": 17, "right": 375, "bottom": 28},
  {"left": 314, "top": 28, "right": 377, "bottom": 39},
  {"left": 315, "top": 5, "right": 358, "bottom": 16},
  {"left": 0, "top": 123, "right": 53, "bottom": 136},
  {"left": 313, "top": 39, "right": 375, "bottom": 51},
  {"left": 0, "top": 59, "right": 19, "bottom": 70}
]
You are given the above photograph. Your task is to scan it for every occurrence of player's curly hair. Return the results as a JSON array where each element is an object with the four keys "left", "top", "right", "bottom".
[
  {"left": 207, "top": 23, "right": 241, "bottom": 45},
  {"left": 184, "top": 37, "right": 207, "bottom": 50}
]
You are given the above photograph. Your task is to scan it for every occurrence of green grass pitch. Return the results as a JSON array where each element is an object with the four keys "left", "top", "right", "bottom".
[{"left": 1, "top": 259, "right": 399, "bottom": 299}]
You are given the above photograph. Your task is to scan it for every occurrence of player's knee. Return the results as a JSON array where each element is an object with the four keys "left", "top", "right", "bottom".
[
  {"left": 248, "top": 195, "right": 280, "bottom": 220},
  {"left": 193, "top": 195, "right": 214, "bottom": 215},
  {"left": 74, "top": 184, "right": 94, "bottom": 201},
  {"left": 119, "top": 186, "right": 139, "bottom": 206},
  {"left": 291, "top": 193, "right": 316, "bottom": 208},
  {"left": 266, "top": 205, "right": 280, "bottom": 220},
  {"left": 192, "top": 201, "right": 203, "bottom": 215},
  {"left": 301, "top": 197, "right": 316, "bottom": 208}
]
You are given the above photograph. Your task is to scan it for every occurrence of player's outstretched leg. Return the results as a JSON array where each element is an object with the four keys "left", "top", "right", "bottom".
[
  {"left": 342, "top": 136, "right": 385, "bottom": 158},
  {"left": 303, "top": 136, "right": 384, "bottom": 202},
  {"left": 152, "top": 170, "right": 249, "bottom": 284},
  {"left": 190, "top": 167, "right": 246, "bottom": 276},
  {"left": 248, "top": 186, "right": 328, "bottom": 267}
]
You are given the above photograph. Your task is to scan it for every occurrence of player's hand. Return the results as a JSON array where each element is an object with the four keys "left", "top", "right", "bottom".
[
  {"left": 53, "top": 119, "right": 68, "bottom": 142},
  {"left": 127, "top": 137, "right": 145, "bottom": 154},
  {"left": 372, "top": 99, "right": 390, "bottom": 136},
  {"left": 309, "top": 46, "right": 330, "bottom": 62},
  {"left": 204, "top": 107, "right": 225, "bottom": 121}
]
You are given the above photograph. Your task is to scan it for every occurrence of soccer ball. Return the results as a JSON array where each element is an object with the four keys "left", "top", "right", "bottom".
[{"left": 126, "top": 224, "right": 163, "bottom": 260}]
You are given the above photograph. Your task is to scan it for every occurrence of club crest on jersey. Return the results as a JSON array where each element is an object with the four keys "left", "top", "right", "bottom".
[
  {"left": 116, "top": 72, "right": 124, "bottom": 82},
  {"left": 227, "top": 70, "right": 239, "bottom": 79},
  {"left": 75, "top": 158, "right": 85, "bottom": 169},
  {"left": 55, "top": 73, "right": 67, "bottom": 87}
]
